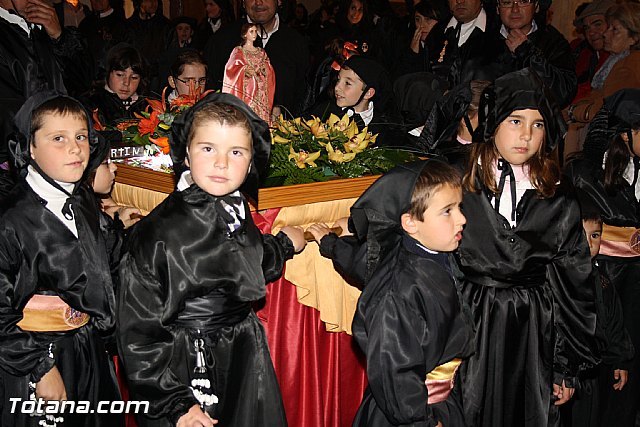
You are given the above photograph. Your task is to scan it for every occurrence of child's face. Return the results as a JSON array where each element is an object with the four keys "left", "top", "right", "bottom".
[
  {"left": 494, "top": 108, "right": 545, "bottom": 166},
  {"left": 108, "top": 67, "right": 141, "bottom": 100},
  {"left": 170, "top": 63, "right": 207, "bottom": 96},
  {"left": 30, "top": 113, "right": 90, "bottom": 184},
  {"left": 185, "top": 121, "right": 252, "bottom": 197},
  {"left": 582, "top": 219, "right": 602, "bottom": 259},
  {"left": 403, "top": 184, "right": 466, "bottom": 252},
  {"left": 93, "top": 159, "right": 117, "bottom": 195},
  {"left": 335, "top": 68, "right": 369, "bottom": 111},
  {"left": 176, "top": 23, "right": 194, "bottom": 43}
]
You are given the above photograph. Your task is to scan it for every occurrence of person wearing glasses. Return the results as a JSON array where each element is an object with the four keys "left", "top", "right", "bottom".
[
  {"left": 167, "top": 50, "right": 209, "bottom": 104},
  {"left": 489, "top": 0, "right": 576, "bottom": 109},
  {"left": 222, "top": 23, "right": 276, "bottom": 123}
]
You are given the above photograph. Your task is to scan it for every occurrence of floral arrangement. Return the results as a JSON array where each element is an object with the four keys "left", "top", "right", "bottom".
[
  {"left": 92, "top": 84, "right": 212, "bottom": 172},
  {"left": 266, "top": 113, "right": 416, "bottom": 186},
  {"left": 98, "top": 88, "right": 415, "bottom": 186}
]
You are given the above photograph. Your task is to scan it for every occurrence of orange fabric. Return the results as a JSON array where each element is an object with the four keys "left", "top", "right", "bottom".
[{"left": 17, "top": 295, "right": 89, "bottom": 332}]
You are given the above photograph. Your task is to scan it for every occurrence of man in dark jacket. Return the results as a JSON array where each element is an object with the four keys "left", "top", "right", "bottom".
[
  {"left": 430, "top": 0, "right": 502, "bottom": 88},
  {"left": 0, "top": 0, "right": 91, "bottom": 165},
  {"left": 204, "top": 0, "right": 310, "bottom": 116},
  {"left": 488, "top": 0, "right": 577, "bottom": 108}
]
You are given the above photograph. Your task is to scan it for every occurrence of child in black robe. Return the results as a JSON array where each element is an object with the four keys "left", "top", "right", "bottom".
[
  {"left": 560, "top": 192, "right": 634, "bottom": 427},
  {"left": 117, "top": 93, "right": 306, "bottom": 427},
  {"left": 563, "top": 88, "right": 640, "bottom": 426},
  {"left": 455, "top": 68, "right": 599, "bottom": 427},
  {"left": 0, "top": 92, "right": 123, "bottom": 427},
  {"left": 308, "top": 159, "right": 474, "bottom": 426}
]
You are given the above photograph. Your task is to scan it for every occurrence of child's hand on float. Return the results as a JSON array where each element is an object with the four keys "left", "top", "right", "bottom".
[
  {"left": 613, "top": 369, "right": 628, "bottom": 391},
  {"left": 281, "top": 226, "right": 306, "bottom": 252},
  {"left": 306, "top": 223, "right": 333, "bottom": 243},
  {"left": 176, "top": 405, "right": 218, "bottom": 427},
  {"left": 36, "top": 366, "right": 67, "bottom": 401},
  {"left": 332, "top": 217, "right": 352, "bottom": 236}
]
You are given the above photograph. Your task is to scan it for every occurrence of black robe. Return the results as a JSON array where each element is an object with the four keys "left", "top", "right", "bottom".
[
  {"left": 81, "top": 88, "right": 148, "bottom": 127},
  {"left": 0, "top": 181, "right": 122, "bottom": 427},
  {"left": 454, "top": 180, "right": 599, "bottom": 427},
  {"left": 564, "top": 157, "right": 640, "bottom": 427},
  {"left": 351, "top": 236, "right": 474, "bottom": 427},
  {"left": 117, "top": 184, "right": 293, "bottom": 426},
  {"left": 0, "top": 18, "right": 91, "bottom": 162},
  {"left": 203, "top": 18, "right": 309, "bottom": 116}
]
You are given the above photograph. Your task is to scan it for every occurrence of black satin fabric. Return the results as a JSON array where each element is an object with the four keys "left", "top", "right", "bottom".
[
  {"left": 454, "top": 181, "right": 599, "bottom": 427},
  {"left": 81, "top": 89, "right": 148, "bottom": 128},
  {"left": 352, "top": 236, "right": 474, "bottom": 427},
  {"left": 0, "top": 19, "right": 91, "bottom": 161},
  {"left": 565, "top": 158, "right": 640, "bottom": 228},
  {"left": 0, "top": 182, "right": 121, "bottom": 426},
  {"left": 117, "top": 184, "right": 293, "bottom": 426}
]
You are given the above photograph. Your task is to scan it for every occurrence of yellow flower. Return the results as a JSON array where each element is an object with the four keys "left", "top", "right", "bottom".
[
  {"left": 308, "top": 117, "right": 329, "bottom": 139},
  {"left": 345, "top": 120, "right": 359, "bottom": 139},
  {"left": 327, "top": 113, "right": 350, "bottom": 132},
  {"left": 275, "top": 115, "right": 302, "bottom": 135},
  {"left": 326, "top": 143, "right": 356, "bottom": 163},
  {"left": 344, "top": 130, "right": 371, "bottom": 153},
  {"left": 271, "top": 130, "right": 290, "bottom": 144},
  {"left": 288, "top": 146, "right": 321, "bottom": 168}
]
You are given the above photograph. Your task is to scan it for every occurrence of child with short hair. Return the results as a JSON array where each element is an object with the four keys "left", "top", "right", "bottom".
[
  {"left": 84, "top": 43, "right": 148, "bottom": 126},
  {"left": 89, "top": 153, "right": 141, "bottom": 229},
  {"left": 308, "top": 55, "right": 401, "bottom": 146},
  {"left": 309, "top": 159, "right": 474, "bottom": 427},
  {"left": 0, "top": 92, "right": 123, "bottom": 426},
  {"left": 564, "top": 88, "right": 640, "bottom": 426},
  {"left": 117, "top": 93, "right": 305, "bottom": 427},
  {"left": 560, "top": 192, "right": 634, "bottom": 427}
]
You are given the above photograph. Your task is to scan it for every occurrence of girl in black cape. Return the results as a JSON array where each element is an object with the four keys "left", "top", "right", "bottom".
[
  {"left": 0, "top": 92, "right": 123, "bottom": 427},
  {"left": 454, "top": 68, "right": 599, "bottom": 427},
  {"left": 563, "top": 89, "right": 640, "bottom": 427},
  {"left": 117, "top": 93, "right": 305, "bottom": 427}
]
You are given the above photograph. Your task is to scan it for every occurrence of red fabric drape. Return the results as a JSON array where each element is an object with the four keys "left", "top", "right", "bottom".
[{"left": 253, "top": 209, "right": 368, "bottom": 427}]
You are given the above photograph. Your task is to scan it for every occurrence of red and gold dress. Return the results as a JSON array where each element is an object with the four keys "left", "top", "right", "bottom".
[{"left": 223, "top": 46, "right": 276, "bottom": 123}]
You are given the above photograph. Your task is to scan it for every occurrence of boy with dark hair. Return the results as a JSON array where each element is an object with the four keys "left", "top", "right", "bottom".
[
  {"left": 562, "top": 191, "right": 634, "bottom": 427},
  {"left": 309, "top": 159, "right": 474, "bottom": 426},
  {"left": 0, "top": 92, "right": 122, "bottom": 427}
]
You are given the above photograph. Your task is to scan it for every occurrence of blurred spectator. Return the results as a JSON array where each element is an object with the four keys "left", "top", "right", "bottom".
[
  {"left": 573, "top": 1, "right": 614, "bottom": 103},
  {"left": 290, "top": 3, "right": 309, "bottom": 34},
  {"left": 0, "top": 0, "right": 91, "bottom": 164},
  {"left": 79, "top": 0, "right": 133, "bottom": 83},
  {"left": 54, "top": 0, "right": 89, "bottom": 28},
  {"left": 570, "top": 2, "right": 640, "bottom": 123},
  {"left": 194, "top": 0, "right": 233, "bottom": 51},
  {"left": 127, "top": 0, "right": 170, "bottom": 94}
]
